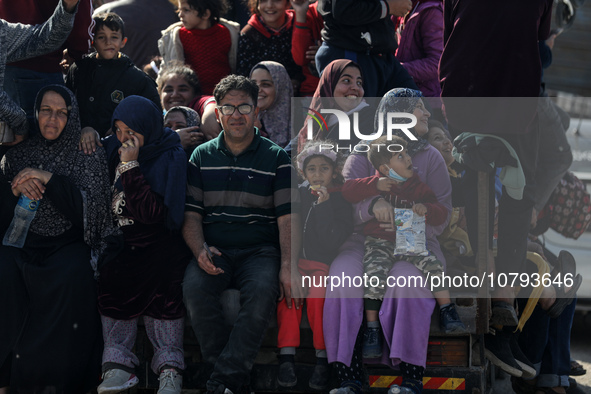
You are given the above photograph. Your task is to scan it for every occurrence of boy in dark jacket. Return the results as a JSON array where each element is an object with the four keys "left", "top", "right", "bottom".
[
  {"left": 342, "top": 136, "right": 465, "bottom": 360},
  {"left": 66, "top": 12, "right": 161, "bottom": 137}
]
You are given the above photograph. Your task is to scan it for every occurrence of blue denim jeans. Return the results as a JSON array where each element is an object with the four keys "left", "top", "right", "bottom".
[
  {"left": 183, "top": 245, "right": 280, "bottom": 392},
  {"left": 518, "top": 297, "right": 576, "bottom": 388}
]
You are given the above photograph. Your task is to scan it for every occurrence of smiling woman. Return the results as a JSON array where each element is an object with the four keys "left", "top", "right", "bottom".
[
  {"left": 157, "top": 62, "right": 201, "bottom": 111},
  {"left": 296, "top": 59, "right": 374, "bottom": 153},
  {"left": 249, "top": 61, "right": 293, "bottom": 147}
]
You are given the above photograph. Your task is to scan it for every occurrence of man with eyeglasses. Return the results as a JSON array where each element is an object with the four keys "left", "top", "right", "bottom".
[{"left": 182, "top": 75, "right": 302, "bottom": 394}]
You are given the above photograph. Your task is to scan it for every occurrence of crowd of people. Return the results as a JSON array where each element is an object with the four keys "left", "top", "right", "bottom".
[{"left": 0, "top": 0, "right": 586, "bottom": 394}]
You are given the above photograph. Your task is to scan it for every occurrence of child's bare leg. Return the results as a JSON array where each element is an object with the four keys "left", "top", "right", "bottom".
[
  {"left": 366, "top": 309, "right": 379, "bottom": 322},
  {"left": 433, "top": 290, "right": 452, "bottom": 306}
]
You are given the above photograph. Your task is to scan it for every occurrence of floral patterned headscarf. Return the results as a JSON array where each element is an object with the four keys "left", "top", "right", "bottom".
[{"left": 374, "top": 88, "right": 430, "bottom": 157}]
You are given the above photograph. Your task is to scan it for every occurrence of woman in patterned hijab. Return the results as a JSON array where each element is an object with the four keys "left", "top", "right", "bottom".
[
  {"left": 374, "top": 87, "right": 431, "bottom": 157},
  {"left": 0, "top": 85, "right": 118, "bottom": 391},
  {"left": 250, "top": 60, "right": 293, "bottom": 148},
  {"left": 164, "top": 105, "right": 202, "bottom": 156},
  {"left": 1, "top": 84, "right": 118, "bottom": 270}
]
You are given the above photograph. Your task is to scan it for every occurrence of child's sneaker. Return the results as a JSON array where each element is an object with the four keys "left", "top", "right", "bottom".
[
  {"left": 439, "top": 303, "right": 467, "bottom": 334},
  {"left": 97, "top": 368, "right": 139, "bottom": 394},
  {"left": 158, "top": 368, "right": 182, "bottom": 394},
  {"left": 362, "top": 326, "right": 383, "bottom": 358}
]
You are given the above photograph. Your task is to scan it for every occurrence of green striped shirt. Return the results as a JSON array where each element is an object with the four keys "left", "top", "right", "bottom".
[{"left": 186, "top": 130, "right": 298, "bottom": 249}]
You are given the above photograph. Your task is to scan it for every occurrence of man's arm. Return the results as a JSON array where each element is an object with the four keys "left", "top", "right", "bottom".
[
  {"left": 1, "top": 1, "right": 78, "bottom": 134},
  {"left": 5, "top": 1, "right": 78, "bottom": 64},
  {"left": 277, "top": 213, "right": 304, "bottom": 309},
  {"left": 182, "top": 211, "right": 223, "bottom": 275},
  {"left": 63, "top": 0, "right": 92, "bottom": 61}
]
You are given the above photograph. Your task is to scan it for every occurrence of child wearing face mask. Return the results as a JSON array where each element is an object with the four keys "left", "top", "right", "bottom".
[{"left": 341, "top": 135, "right": 466, "bottom": 361}]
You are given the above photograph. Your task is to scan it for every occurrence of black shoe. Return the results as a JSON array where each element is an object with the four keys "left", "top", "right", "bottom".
[
  {"left": 509, "top": 332, "right": 536, "bottom": 379},
  {"left": 277, "top": 361, "right": 297, "bottom": 388},
  {"left": 511, "top": 376, "right": 537, "bottom": 394},
  {"left": 484, "top": 329, "right": 523, "bottom": 377},
  {"left": 440, "top": 304, "right": 467, "bottom": 333},
  {"left": 491, "top": 301, "right": 519, "bottom": 326},
  {"left": 309, "top": 363, "right": 329, "bottom": 390}
]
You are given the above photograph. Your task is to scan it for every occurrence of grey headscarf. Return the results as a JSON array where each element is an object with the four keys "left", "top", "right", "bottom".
[{"left": 374, "top": 88, "right": 430, "bottom": 157}]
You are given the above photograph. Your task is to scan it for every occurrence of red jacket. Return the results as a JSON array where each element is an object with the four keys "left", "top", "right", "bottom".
[
  {"left": 291, "top": 3, "right": 323, "bottom": 96},
  {"left": 342, "top": 173, "right": 448, "bottom": 242},
  {"left": 1, "top": 0, "right": 93, "bottom": 73}
]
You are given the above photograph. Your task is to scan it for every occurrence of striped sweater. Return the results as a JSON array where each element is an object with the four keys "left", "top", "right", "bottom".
[{"left": 186, "top": 129, "right": 298, "bottom": 249}]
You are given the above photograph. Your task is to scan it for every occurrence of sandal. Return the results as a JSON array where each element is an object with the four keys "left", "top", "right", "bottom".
[
  {"left": 546, "top": 251, "right": 582, "bottom": 319},
  {"left": 570, "top": 360, "right": 587, "bottom": 376}
]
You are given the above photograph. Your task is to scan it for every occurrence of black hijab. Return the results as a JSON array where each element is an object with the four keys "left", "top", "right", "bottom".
[{"left": 1, "top": 85, "right": 119, "bottom": 271}]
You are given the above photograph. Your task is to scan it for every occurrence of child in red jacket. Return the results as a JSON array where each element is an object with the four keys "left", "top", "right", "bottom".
[{"left": 342, "top": 136, "right": 466, "bottom": 359}]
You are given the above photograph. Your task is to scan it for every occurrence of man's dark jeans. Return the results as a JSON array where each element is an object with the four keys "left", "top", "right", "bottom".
[{"left": 183, "top": 245, "right": 280, "bottom": 393}]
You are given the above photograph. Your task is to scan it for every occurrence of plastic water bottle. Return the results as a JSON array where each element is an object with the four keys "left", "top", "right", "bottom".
[{"left": 3, "top": 195, "right": 39, "bottom": 248}]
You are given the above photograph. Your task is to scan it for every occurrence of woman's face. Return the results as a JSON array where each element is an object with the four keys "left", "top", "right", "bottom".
[
  {"left": 427, "top": 126, "right": 454, "bottom": 165},
  {"left": 251, "top": 68, "right": 276, "bottom": 111},
  {"left": 412, "top": 99, "right": 431, "bottom": 137},
  {"left": 160, "top": 75, "right": 196, "bottom": 111},
  {"left": 333, "top": 66, "right": 364, "bottom": 112},
  {"left": 114, "top": 120, "right": 145, "bottom": 148},
  {"left": 38, "top": 91, "right": 68, "bottom": 141},
  {"left": 257, "top": 0, "right": 289, "bottom": 29},
  {"left": 164, "top": 111, "right": 188, "bottom": 130}
]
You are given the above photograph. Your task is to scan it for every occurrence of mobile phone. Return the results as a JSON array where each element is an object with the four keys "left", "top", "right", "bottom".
[{"left": 203, "top": 242, "right": 214, "bottom": 262}]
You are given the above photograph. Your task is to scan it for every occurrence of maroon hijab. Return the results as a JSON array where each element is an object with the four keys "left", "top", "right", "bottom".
[{"left": 297, "top": 59, "right": 363, "bottom": 152}]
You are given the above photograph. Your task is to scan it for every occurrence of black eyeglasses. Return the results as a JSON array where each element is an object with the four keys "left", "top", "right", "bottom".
[{"left": 217, "top": 104, "right": 254, "bottom": 116}]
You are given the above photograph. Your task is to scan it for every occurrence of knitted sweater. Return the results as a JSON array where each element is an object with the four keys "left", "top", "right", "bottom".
[
  {"left": 0, "top": 1, "right": 76, "bottom": 135},
  {"left": 158, "top": 19, "right": 240, "bottom": 74},
  {"left": 179, "top": 24, "right": 232, "bottom": 95}
]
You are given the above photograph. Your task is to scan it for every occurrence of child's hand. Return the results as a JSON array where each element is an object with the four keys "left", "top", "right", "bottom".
[
  {"left": 316, "top": 186, "right": 330, "bottom": 204},
  {"left": 118, "top": 134, "right": 140, "bottom": 162},
  {"left": 413, "top": 203, "right": 427, "bottom": 216},
  {"left": 176, "top": 126, "right": 203, "bottom": 149},
  {"left": 377, "top": 177, "right": 396, "bottom": 192},
  {"left": 290, "top": 0, "right": 309, "bottom": 14}
]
